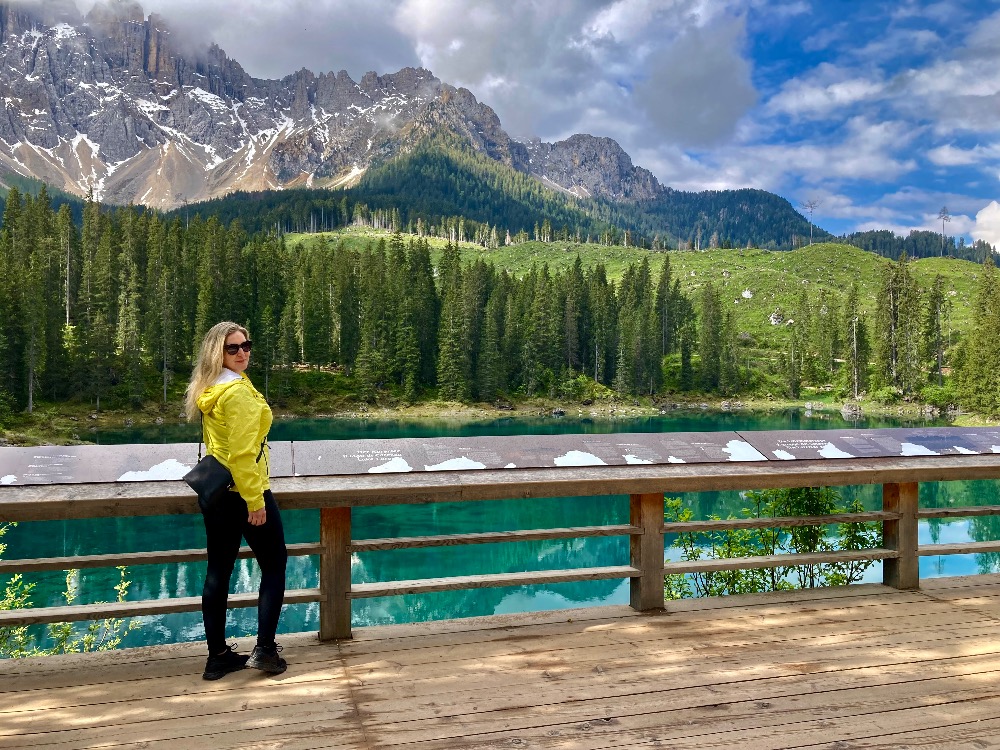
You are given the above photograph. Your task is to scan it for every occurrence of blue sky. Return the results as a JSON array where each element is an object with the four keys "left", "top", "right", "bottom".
[{"left": 90, "top": 0, "right": 1000, "bottom": 245}]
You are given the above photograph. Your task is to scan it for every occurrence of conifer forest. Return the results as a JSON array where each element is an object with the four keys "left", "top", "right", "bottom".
[{"left": 2, "top": 185, "right": 1000, "bottom": 424}]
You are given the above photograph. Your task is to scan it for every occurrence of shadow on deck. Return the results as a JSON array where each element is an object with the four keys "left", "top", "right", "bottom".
[{"left": 7, "top": 575, "right": 1000, "bottom": 750}]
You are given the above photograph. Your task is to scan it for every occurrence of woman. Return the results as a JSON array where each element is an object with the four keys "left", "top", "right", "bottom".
[{"left": 185, "top": 321, "right": 288, "bottom": 680}]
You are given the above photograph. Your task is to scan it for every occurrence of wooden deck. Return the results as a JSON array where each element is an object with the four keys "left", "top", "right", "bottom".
[{"left": 7, "top": 575, "right": 1000, "bottom": 749}]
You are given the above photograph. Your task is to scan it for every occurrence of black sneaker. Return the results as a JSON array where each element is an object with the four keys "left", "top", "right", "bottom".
[
  {"left": 202, "top": 644, "right": 249, "bottom": 681},
  {"left": 247, "top": 643, "right": 287, "bottom": 675}
]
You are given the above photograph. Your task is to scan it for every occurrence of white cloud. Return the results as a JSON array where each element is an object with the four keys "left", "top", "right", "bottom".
[
  {"left": 855, "top": 28, "right": 940, "bottom": 63},
  {"left": 908, "top": 59, "right": 1000, "bottom": 101},
  {"left": 630, "top": 114, "right": 921, "bottom": 198},
  {"left": 799, "top": 191, "right": 901, "bottom": 223},
  {"left": 900, "top": 53, "right": 1000, "bottom": 136},
  {"left": 389, "top": 0, "right": 761, "bottom": 145},
  {"left": 927, "top": 144, "right": 986, "bottom": 166},
  {"left": 767, "top": 66, "right": 885, "bottom": 118},
  {"left": 974, "top": 201, "right": 1000, "bottom": 248},
  {"left": 79, "top": 0, "right": 419, "bottom": 80},
  {"left": 890, "top": 1, "right": 957, "bottom": 25},
  {"left": 748, "top": 0, "right": 808, "bottom": 20},
  {"left": 917, "top": 210, "right": 975, "bottom": 237},
  {"left": 393, "top": 0, "right": 616, "bottom": 137},
  {"left": 965, "top": 7, "right": 1000, "bottom": 52},
  {"left": 634, "top": 17, "right": 757, "bottom": 146}
]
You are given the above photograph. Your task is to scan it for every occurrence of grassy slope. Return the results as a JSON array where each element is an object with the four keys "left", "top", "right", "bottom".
[{"left": 289, "top": 230, "right": 982, "bottom": 349}]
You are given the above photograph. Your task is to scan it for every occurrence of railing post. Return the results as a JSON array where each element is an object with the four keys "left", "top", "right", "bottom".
[
  {"left": 630, "top": 493, "right": 666, "bottom": 610},
  {"left": 883, "top": 482, "right": 919, "bottom": 589},
  {"left": 319, "top": 506, "right": 352, "bottom": 640}
]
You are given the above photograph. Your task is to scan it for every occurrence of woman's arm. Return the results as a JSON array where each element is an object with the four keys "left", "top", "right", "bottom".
[{"left": 221, "top": 386, "right": 266, "bottom": 512}]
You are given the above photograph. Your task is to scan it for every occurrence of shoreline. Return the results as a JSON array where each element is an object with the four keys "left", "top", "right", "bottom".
[{"left": 1, "top": 395, "right": 990, "bottom": 447}]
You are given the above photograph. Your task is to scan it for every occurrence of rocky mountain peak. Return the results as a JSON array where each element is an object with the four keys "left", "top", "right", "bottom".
[
  {"left": 0, "top": 1, "right": 662, "bottom": 208},
  {"left": 86, "top": 0, "right": 145, "bottom": 27}
]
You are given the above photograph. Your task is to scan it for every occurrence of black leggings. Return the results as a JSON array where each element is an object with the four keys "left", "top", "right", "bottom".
[{"left": 201, "top": 489, "right": 287, "bottom": 655}]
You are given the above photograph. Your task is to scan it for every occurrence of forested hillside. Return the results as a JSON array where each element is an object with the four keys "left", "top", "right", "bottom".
[
  {"left": 161, "top": 140, "right": 827, "bottom": 251},
  {"left": 841, "top": 228, "right": 995, "bottom": 262},
  {"left": 601, "top": 188, "right": 832, "bottom": 251},
  {"left": 3, "top": 187, "right": 1000, "bottom": 429}
]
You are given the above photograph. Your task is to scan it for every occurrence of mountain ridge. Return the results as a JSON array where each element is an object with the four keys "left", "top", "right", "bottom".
[{"left": 0, "top": 0, "right": 666, "bottom": 212}]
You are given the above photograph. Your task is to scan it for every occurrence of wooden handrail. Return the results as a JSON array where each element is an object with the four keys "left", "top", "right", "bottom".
[
  {"left": 918, "top": 505, "right": 1000, "bottom": 519},
  {"left": 350, "top": 525, "right": 641, "bottom": 552},
  {"left": 0, "top": 588, "right": 323, "bottom": 627},
  {"left": 3, "top": 429, "right": 1000, "bottom": 640},
  {"left": 919, "top": 541, "right": 1000, "bottom": 556},
  {"left": 0, "top": 542, "right": 323, "bottom": 574},
  {"left": 663, "top": 512, "right": 898, "bottom": 533},
  {"left": 6, "top": 454, "right": 1000, "bottom": 522},
  {"left": 349, "top": 566, "right": 639, "bottom": 598},
  {"left": 664, "top": 548, "right": 899, "bottom": 575}
]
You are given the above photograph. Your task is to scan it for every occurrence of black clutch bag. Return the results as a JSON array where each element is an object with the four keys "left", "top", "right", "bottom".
[{"left": 184, "top": 454, "right": 233, "bottom": 512}]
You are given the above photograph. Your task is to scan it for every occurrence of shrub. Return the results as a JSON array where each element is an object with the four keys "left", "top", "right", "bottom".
[
  {"left": 664, "top": 487, "right": 882, "bottom": 599},
  {"left": 921, "top": 384, "right": 958, "bottom": 409},
  {"left": 868, "top": 386, "right": 900, "bottom": 404},
  {"left": 0, "top": 522, "right": 138, "bottom": 658}
]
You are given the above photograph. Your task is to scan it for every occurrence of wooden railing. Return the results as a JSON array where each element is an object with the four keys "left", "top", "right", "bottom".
[{"left": 3, "top": 430, "right": 1000, "bottom": 640}]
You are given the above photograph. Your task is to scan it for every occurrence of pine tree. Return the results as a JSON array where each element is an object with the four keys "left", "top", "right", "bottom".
[
  {"left": 795, "top": 289, "right": 816, "bottom": 383},
  {"left": 698, "top": 281, "right": 722, "bottom": 390},
  {"left": 84, "top": 214, "right": 116, "bottom": 411},
  {"left": 587, "top": 265, "right": 615, "bottom": 386},
  {"left": 355, "top": 243, "right": 393, "bottom": 399},
  {"left": 55, "top": 203, "right": 81, "bottom": 400},
  {"left": 812, "top": 289, "right": 840, "bottom": 383},
  {"left": 718, "top": 309, "right": 740, "bottom": 395},
  {"left": 171, "top": 218, "right": 197, "bottom": 375},
  {"left": 396, "top": 308, "right": 421, "bottom": 402},
  {"left": 333, "top": 243, "right": 360, "bottom": 374},
  {"left": 462, "top": 259, "right": 493, "bottom": 397},
  {"left": 477, "top": 289, "right": 505, "bottom": 401},
  {"left": 0, "top": 188, "right": 23, "bottom": 405},
  {"left": 437, "top": 256, "right": 470, "bottom": 401},
  {"left": 194, "top": 217, "right": 226, "bottom": 347},
  {"left": 251, "top": 235, "right": 287, "bottom": 397},
  {"left": 654, "top": 255, "right": 676, "bottom": 355},
  {"left": 521, "top": 266, "right": 560, "bottom": 394},
  {"left": 785, "top": 319, "right": 804, "bottom": 399},
  {"left": 34, "top": 188, "right": 68, "bottom": 402},
  {"left": 842, "top": 284, "right": 870, "bottom": 400},
  {"left": 923, "top": 274, "right": 949, "bottom": 387},
  {"left": 406, "top": 238, "right": 439, "bottom": 386},
  {"left": 564, "top": 256, "right": 588, "bottom": 375},
  {"left": 679, "top": 315, "right": 695, "bottom": 391},
  {"left": 957, "top": 255, "right": 1000, "bottom": 414},
  {"left": 20, "top": 195, "right": 50, "bottom": 412},
  {"left": 145, "top": 216, "right": 173, "bottom": 403},
  {"left": 874, "top": 253, "right": 922, "bottom": 394},
  {"left": 116, "top": 208, "right": 144, "bottom": 406}
]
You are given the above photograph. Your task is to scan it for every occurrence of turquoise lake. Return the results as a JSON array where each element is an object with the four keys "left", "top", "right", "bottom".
[{"left": 6, "top": 409, "right": 1000, "bottom": 651}]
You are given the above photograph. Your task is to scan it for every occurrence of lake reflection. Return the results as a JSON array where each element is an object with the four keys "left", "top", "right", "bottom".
[{"left": 6, "top": 409, "right": 996, "bottom": 651}]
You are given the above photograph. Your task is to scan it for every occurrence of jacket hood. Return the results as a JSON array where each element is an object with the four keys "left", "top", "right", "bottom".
[{"left": 196, "top": 373, "right": 250, "bottom": 414}]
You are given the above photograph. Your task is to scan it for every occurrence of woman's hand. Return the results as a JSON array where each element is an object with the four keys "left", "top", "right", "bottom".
[{"left": 248, "top": 508, "right": 267, "bottom": 526}]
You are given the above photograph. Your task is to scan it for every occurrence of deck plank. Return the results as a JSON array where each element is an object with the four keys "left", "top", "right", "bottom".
[{"left": 7, "top": 577, "right": 1000, "bottom": 749}]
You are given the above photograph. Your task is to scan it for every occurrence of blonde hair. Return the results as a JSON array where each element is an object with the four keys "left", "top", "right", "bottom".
[{"left": 184, "top": 321, "right": 250, "bottom": 420}]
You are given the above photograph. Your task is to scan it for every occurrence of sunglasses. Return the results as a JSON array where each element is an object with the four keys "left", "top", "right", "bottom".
[{"left": 223, "top": 341, "right": 253, "bottom": 355}]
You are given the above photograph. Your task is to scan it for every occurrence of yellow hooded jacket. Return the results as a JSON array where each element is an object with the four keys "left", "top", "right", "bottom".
[{"left": 197, "top": 371, "right": 272, "bottom": 512}]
